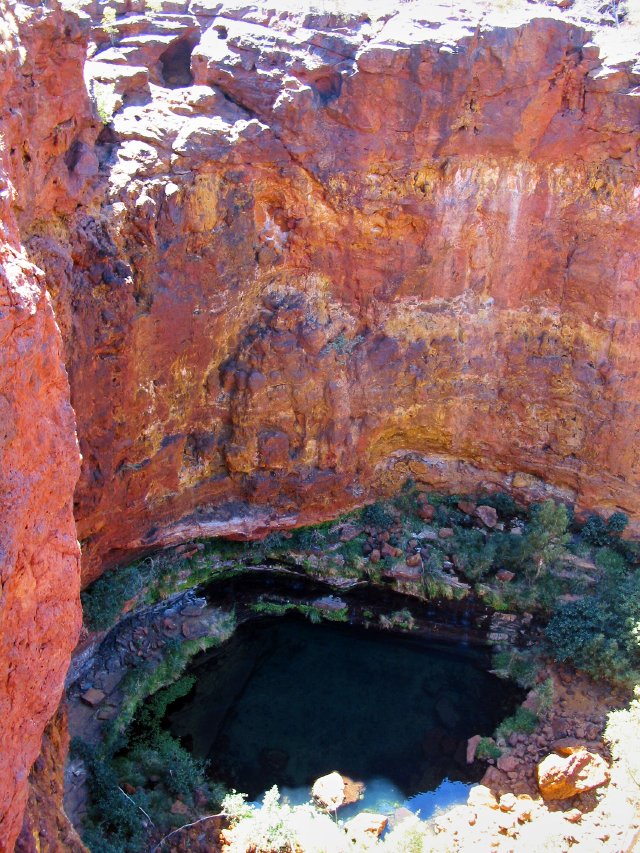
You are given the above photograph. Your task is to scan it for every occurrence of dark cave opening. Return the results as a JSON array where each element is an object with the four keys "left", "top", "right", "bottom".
[{"left": 159, "top": 37, "right": 196, "bottom": 89}]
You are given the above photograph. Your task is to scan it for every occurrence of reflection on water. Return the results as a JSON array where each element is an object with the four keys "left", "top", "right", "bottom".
[
  {"left": 279, "top": 776, "right": 471, "bottom": 822},
  {"left": 167, "top": 616, "right": 521, "bottom": 804}
]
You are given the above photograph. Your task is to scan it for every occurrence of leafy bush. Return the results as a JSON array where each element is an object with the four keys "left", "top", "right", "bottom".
[
  {"left": 581, "top": 515, "right": 610, "bottom": 546},
  {"left": 71, "top": 740, "right": 144, "bottom": 853},
  {"left": 545, "top": 565, "right": 640, "bottom": 685},
  {"left": 379, "top": 609, "right": 415, "bottom": 631},
  {"left": 251, "top": 599, "right": 348, "bottom": 624},
  {"left": 480, "top": 492, "right": 520, "bottom": 519},
  {"left": 522, "top": 500, "right": 570, "bottom": 577},
  {"left": 492, "top": 649, "right": 539, "bottom": 689},
  {"left": 452, "top": 528, "right": 496, "bottom": 580},
  {"left": 581, "top": 511, "right": 628, "bottom": 546},
  {"left": 361, "top": 501, "right": 395, "bottom": 529},
  {"left": 288, "top": 523, "right": 332, "bottom": 551},
  {"left": 81, "top": 564, "right": 145, "bottom": 631},
  {"left": 535, "top": 677, "right": 555, "bottom": 716},
  {"left": 595, "top": 547, "right": 627, "bottom": 574},
  {"left": 607, "top": 511, "right": 629, "bottom": 534},
  {"left": 222, "top": 786, "right": 341, "bottom": 852},
  {"left": 495, "top": 707, "right": 538, "bottom": 742},
  {"left": 392, "top": 479, "right": 419, "bottom": 515},
  {"left": 476, "top": 737, "right": 502, "bottom": 760}
]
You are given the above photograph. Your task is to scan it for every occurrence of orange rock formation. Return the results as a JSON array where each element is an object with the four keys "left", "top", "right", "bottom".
[
  {"left": 1, "top": 0, "right": 640, "bottom": 846},
  {"left": 0, "top": 2, "right": 95, "bottom": 846},
  {"left": 45, "top": 3, "right": 640, "bottom": 582}
]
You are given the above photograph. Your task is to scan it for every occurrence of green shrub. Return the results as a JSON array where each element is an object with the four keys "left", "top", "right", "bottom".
[
  {"left": 379, "top": 609, "right": 415, "bottom": 631},
  {"left": 535, "top": 677, "right": 555, "bottom": 716},
  {"left": 545, "top": 565, "right": 640, "bottom": 685},
  {"left": 595, "top": 547, "right": 627, "bottom": 574},
  {"left": 522, "top": 500, "right": 570, "bottom": 578},
  {"left": 392, "top": 479, "right": 419, "bottom": 515},
  {"left": 581, "top": 514, "right": 610, "bottom": 546},
  {"left": 222, "top": 786, "right": 341, "bottom": 852},
  {"left": 492, "top": 649, "right": 539, "bottom": 689},
  {"left": 607, "top": 511, "right": 629, "bottom": 534},
  {"left": 496, "top": 707, "right": 538, "bottom": 742},
  {"left": 72, "top": 740, "right": 144, "bottom": 853},
  {"left": 480, "top": 492, "right": 520, "bottom": 519},
  {"left": 427, "top": 493, "right": 465, "bottom": 508},
  {"left": 452, "top": 528, "right": 496, "bottom": 580},
  {"left": 361, "top": 501, "right": 395, "bottom": 529},
  {"left": 476, "top": 737, "right": 502, "bottom": 760},
  {"left": 81, "top": 564, "right": 145, "bottom": 632},
  {"left": 251, "top": 599, "right": 348, "bottom": 624},
  {"left": 581, "top": 511, "right": 628, "bottom": 547},
  {"left": 289, "top": 525, "right": 326, "bottom": 550},
  {"left": 339, "top": 536, "right": 367, "bottom": 569}
]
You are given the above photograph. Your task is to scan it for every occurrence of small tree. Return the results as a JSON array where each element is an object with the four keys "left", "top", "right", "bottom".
[{"left": 524, "top": 500, "right": 570, "bottom": 578}]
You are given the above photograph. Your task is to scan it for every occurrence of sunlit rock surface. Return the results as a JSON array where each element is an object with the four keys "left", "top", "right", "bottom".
[
  {"left": 38, "top": 0, "right": 640, "bottom": 580},
  {"left": 0, "top": 1, "right": 95, "bottom": 845}
]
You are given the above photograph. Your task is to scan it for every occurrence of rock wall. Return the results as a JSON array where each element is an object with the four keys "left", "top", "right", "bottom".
[
  {"left": 37, "top": 1, "right": 639, "bottom": 581},
  {"left": 1, "top": 0, "right": 639, "bottom": 846},
  {"left": 15, "top": 707, "right": 85, "bottom": 853},
  {"left": 0, "top": 1, "right": 96, "bottom": 847}
]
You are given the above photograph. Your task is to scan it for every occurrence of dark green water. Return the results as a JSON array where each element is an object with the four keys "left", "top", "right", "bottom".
[{"left": 167, "top": 616, "right": 520, "bottom": 810}]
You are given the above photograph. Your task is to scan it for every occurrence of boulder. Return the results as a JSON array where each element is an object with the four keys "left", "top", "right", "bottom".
[
  {"left": 312, "top": 772, "right": 345, "bottom": 810},
  {"left": 381, "top": 542, "right": 403, "bottom": 559},
  {"left": 536, "top": 750, "right": 610, "bottom": 800},
  {"left": 339, "top": 523, "right": 363, "bottom": 542},
  {"left": 80, "top": 688, "right": 105, "bottom": 707},
  {"left": 312, "top": 596, "right": 347, "bottom": 613},
  {"left": 475, "top": 505, "right": 498, "bottom": 528},
  {"left": 342, "top": 775, "right": 365, "bottom": 806},
  {"left": 496, "top": 568, "right": 515, "bottom": 582},
  {"left": 181, "top": 618, "right": 209, "bottom": 639},
  {"left": 467, "top": 785, "right": 499, "bottom": 810},
  {"left": 384, "top": 562, "right": 421, "bottom": 582},
  {"left": 499, "top": 793, "right": 517, "bottom": 812},
  {"left": 497, "top": 753, "right": 519, "bottom": 773},
  {"left": 311, "top": 772, "right": 363, "bottom": 811},
  {"left": 344, "top": 813, "right": 388, "bottom": 846},
  {"left": 466, "top": 734, "right": 481, "bottom": 764},
  {"left": 418, "top": 504, "right": 435, "bottom": 521}
]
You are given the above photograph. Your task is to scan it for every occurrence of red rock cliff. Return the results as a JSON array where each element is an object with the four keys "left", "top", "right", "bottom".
[
  {"left": 0, "top": 1, "right": 96, "bottom": 847},
  {"left": 35, "top": 1, "right": 639, "bottom": 581},
  {"left": 1, "top": 0, "right": 640, "bottom": 845}
]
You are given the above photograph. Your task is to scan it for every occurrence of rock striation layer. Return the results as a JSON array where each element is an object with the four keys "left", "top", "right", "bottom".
[{"left": 37, "top": 0, "right": 640, "bottom": 580}]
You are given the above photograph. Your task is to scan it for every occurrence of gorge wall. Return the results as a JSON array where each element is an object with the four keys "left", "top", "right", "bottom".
[
  {"left": 44, "top": 0, "right": 640, "bottom": 582},
  {"left": 0, "top": 1, "right": 96, "bottom": 846},
  {"left": 1, "top": 0, "right": 639, "bottom": 847}
]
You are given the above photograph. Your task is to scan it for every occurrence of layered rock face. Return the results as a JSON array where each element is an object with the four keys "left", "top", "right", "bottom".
[
  {"left": 44, "top": 1, "right": 640, "bottom": 581},
  {"left": 1, "top": 0, "right": 639, "bottom": 846},
  {"left": 0, "top": 2, "right": 95, "bottom": 847}
]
